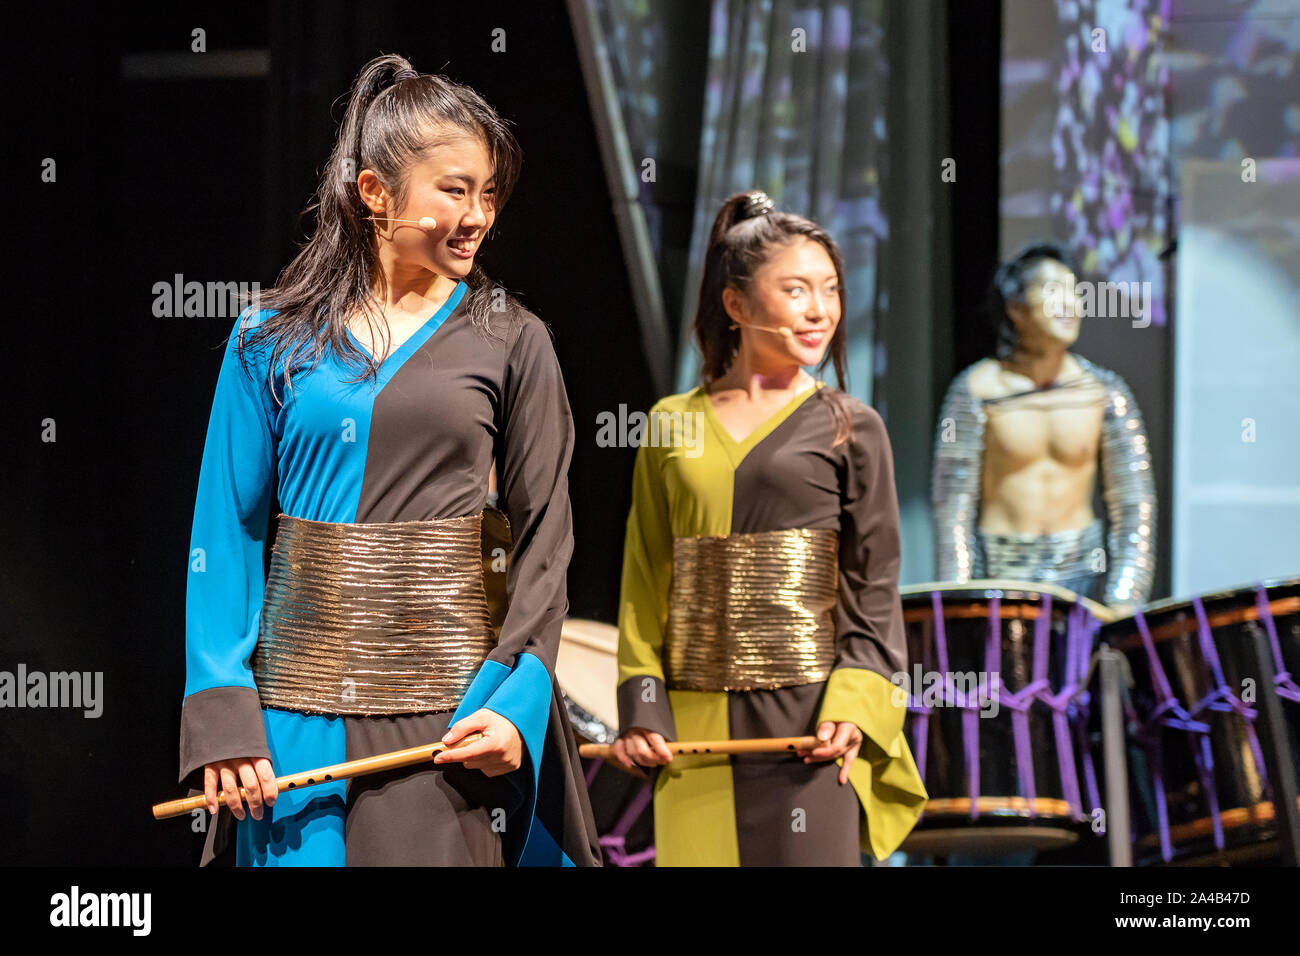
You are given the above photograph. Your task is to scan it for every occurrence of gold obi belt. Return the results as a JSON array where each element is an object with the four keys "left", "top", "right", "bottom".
[
  {"left": 251, "top": 512, "right": 499, "bottom": 716},
  {"left": 665, "top": 528, "right": 840, "bottom": 692}
]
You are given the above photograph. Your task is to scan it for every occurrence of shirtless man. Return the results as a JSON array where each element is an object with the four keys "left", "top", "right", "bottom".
[{"left": 931, "top": 241, "right": 1156, "bottom": 611}]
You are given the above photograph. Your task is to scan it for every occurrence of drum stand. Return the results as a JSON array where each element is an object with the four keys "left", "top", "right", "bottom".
[{"left": 1098, "top": 646, "right": 1131, "bottom": 866}]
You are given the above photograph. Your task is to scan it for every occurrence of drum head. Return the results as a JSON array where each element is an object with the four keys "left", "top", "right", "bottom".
[
  {"left": 901, "top": 577, "right": 1115, "bottom": 622},
  {"left": 557, "top": 618, "right": 620, "bottom": 743}
]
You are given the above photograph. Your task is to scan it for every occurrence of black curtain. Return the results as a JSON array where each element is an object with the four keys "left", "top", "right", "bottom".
[{"left": 4, "top": 0, "right": 652, "bottom": 864}]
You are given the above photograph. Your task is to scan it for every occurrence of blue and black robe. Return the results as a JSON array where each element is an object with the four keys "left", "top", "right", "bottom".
[{"left": 179, "top": 279, "right": 601, "bottom": 866}]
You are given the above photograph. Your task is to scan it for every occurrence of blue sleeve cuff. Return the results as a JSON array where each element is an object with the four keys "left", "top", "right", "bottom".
[
  {"left": 452, "top": 654, "right": 552, "bottom": 778},
  {"left": 452, "top": 653, "right": 555, "bottom": 864},
  {"left": 482, "top": 653, "right": 552, "bottom": 782}
]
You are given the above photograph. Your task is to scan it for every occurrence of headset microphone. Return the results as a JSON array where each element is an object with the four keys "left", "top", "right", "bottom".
[
  {"left": 370, "top": 215, "right": 438, "bottom": 230},
  {"left": 729, "top": 320, "right": 791, "bottom": 337}
]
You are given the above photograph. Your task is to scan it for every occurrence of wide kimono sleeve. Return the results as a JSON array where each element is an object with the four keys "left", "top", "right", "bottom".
[
  {"left": 613, "top": 421, "right": 678, "bottom": 742},
  {"left": 453, "top": 312, "right": 575, "bottom": 785},
  {"left": 179, "top": 309, "right": 277, "bottom": 790},
  {"left": 931, "top": 366, "right": 985, "bottom": 582},
  {"left": 817, "top": 401, "right": 928, "bottom": 860},
  {"left": 1098, "top": 372, "right": 1157, "bottom": 607}
]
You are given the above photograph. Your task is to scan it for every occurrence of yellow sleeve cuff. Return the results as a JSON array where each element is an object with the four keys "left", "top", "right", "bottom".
[{"left": 818, "top": 667, "right": 929, "bottom": 860}]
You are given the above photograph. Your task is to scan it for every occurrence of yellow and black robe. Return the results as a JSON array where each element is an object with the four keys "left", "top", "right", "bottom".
[{"left": 616, "top": 381, "right": 927, "bottom": 865}]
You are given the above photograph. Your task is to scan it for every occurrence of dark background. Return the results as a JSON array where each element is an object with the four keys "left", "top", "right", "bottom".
[
  {"left": 4, "top": 0, "right": 1034, "bottom": 865},
  {"left": 5, "top": 0, "right": 686, "bottom": 865}
]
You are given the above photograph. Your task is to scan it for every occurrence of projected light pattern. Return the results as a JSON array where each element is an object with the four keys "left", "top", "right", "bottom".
[{"left": 1050, "top": 0, "right": 1173, "bottom": 326}]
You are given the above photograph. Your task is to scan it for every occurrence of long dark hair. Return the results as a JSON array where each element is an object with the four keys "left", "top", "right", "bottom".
[
  {"left": 693, "top": 191, "right": 853, "bottom": 446},
  {"left": 238, "top": 53, "right": 524, "bottom": 399},
  {"left": 988, "top": 238, "right": 1076, "bottom": 360}
]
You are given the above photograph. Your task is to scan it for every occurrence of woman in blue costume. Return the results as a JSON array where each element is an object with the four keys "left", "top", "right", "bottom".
[{"left": 179, "top": 54, "right": 600, "bottom": 866}]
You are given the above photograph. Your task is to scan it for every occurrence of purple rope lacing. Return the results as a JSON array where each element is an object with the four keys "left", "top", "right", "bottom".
[
  {"left": 1132, "top": 591, "right": 1289, "bottom": 860},
  {"left": 1121, "top": 585, "right": 1295, "bottom": 858},
  {"left": 1189, "top": 595, "right": 1269, "bottom": 798},
  {"left": 973, "top": 595, "right": 999, "bottom": 819},
  {"left": 1041, "top": 601, "right": 1102, "bottom": 817},
  {"left": 999, "top": 594, "right": 1103, "bottom": 819},
  {"left": 904, "top": 592, "right": 949, "bottom": 794},
  {"left": 1132, "top": 608, "right": 1216, "bottom": 863},
  {"left": 999, "top": 594, "right": 1049, "bottom": 815},
  {"left": 591, "top": 756, "right": 657, "bottom": 867},
  {"left": 1256, "top": 584, "right": 1300, "bottom": 705},
  {"left": 907, "top": 590, "right": 1100, "bottom": 821},
  {"left": 906, "top": 591, "right": 986, "bottom": 819},
  {"left": 1067, "top": 605, "right": 1104, "bottom": 818}
]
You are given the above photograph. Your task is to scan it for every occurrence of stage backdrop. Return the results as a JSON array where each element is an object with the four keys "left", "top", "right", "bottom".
[
  {"left": 1165, "top": 2, "right": 1300, "bottom": 594},
  {"left": 1001, "top": 0, "right": 1300, "bottom": 601},
  {"left": 673, "top": 0, "right": 891, "bottom": 407}
]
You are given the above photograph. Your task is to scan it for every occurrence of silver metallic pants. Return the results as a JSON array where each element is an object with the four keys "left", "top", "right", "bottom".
[{"left": 975, "top": 518, "right": 1106, "bottom": 602}]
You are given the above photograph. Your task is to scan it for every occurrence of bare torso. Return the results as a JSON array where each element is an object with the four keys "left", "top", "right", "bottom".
[{"left": 968, "top": 354, "right": 1107, "bottom": 535}]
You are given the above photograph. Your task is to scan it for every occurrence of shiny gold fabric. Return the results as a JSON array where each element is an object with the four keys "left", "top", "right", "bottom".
[
  {"left": 666, "top": 528, "right": 839, "bottom": 691},
  {"left": 252, "top": 513, "right": 496, "bottom": 715},
  {"left": 480, "top": 507, "right": 514, "bottom": 642}
]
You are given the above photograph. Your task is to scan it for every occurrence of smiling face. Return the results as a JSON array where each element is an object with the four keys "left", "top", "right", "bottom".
[
  {"left": 1009, "top": 257, "right": 1082, "bottom": 348},
  {"left": 360, "top": 132, "right": 498, "bottom": 281},
  {"left": 722, "top": 237, "right": 842, "bottom": 370}
]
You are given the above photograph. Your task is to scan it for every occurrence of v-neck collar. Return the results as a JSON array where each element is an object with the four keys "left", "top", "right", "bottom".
[
  {"left": 697, "top": 379, "right": 825, "bottom": 468},
  {"left": 344, "top": 280, "right": 467, "bottom": 373}
]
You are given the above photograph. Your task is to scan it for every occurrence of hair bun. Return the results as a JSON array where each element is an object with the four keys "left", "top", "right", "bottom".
[{"left": 740, "top": 190, "right": 774, "bottom": 219}]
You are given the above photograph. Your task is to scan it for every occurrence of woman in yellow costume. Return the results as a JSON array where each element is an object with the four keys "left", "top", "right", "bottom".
[{"left": 612, "top": 191, "right": 927, "bottom": 865}]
